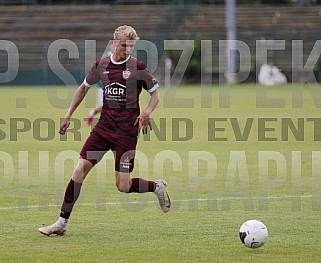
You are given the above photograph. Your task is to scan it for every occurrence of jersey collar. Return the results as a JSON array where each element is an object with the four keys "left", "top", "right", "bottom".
[{"left": 110, "top": 54, "right": 131, "bottom": 65}]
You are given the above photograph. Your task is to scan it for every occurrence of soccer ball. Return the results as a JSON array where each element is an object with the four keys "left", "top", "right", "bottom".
[{"left": 239, "top": 220, "right": 268, "bottom": 249}]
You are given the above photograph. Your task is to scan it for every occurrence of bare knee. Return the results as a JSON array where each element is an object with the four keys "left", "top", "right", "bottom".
[
  {"left": 72, "top": 159, "right": 93, "bottom": 182},
  {"left": 115, "top": 171, "right": 131, "bottom": 193},
  {"left": 116, "top": 182, "right": 130, "bottom": 193}
]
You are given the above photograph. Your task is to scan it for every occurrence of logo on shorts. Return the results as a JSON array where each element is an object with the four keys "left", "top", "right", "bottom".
[
  {"left": 122, "top": 69, "right": 131, "bottom": 79},
  {"left": 120, "top": 156, "right": 131, "bottom": 170}
]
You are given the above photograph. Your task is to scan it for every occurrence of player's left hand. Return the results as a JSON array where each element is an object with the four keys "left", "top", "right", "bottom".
[{"left": 134, "top": 111, "right": 152, "bottom": 134}]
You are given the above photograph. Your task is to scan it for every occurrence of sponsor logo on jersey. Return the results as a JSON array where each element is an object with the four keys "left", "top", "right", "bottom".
[{"left": 104, "top": 82, "right": 126, "bottom": 101}]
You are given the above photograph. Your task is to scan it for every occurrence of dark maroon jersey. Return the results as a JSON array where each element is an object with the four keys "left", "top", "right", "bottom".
[{"left": 84, "top": 55, "right": 158, "bottom": 137}]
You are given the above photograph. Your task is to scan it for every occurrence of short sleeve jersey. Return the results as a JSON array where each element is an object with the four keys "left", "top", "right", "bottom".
[{"left": 84, "top": 55, "right": 159, "bottom": 137}]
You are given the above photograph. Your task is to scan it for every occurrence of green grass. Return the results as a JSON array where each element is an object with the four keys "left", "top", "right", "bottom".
[{"left": 1, "top": 84, "right": 321, "bottom": 262}]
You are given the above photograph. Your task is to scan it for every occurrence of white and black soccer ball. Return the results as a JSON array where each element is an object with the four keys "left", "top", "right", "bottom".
[{"left": 239, "top": 219, "right": 268, "bottom": 249}]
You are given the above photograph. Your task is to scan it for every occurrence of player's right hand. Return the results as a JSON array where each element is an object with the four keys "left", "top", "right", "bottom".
[{"left": 59, "top": 118, "right": 70, "bottom": 135}]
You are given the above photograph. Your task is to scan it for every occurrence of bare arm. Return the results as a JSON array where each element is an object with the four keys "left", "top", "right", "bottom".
[
  {"left": 59, "top": 83, "right": 90, "bottom": 135},
  {"left": 134, "top": 89, "right": 160, "bottom": 134}
]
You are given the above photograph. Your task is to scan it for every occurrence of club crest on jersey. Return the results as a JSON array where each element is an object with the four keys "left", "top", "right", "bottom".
[{"left": 122, "top": 69, "right": 131, "bottom": 79}]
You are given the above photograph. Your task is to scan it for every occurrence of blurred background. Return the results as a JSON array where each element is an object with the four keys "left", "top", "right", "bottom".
[{"left": 1, "top": 0, "right": 321, "bottom": 85}]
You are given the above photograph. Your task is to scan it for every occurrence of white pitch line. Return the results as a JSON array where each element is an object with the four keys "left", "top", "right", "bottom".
[{"left": 0, "top": 194, "right": 320, "bottom": 210}]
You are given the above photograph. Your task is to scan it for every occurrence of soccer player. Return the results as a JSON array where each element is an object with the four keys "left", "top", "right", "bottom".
[{"left": 39, "top": 25, "right": 171, "bottom": 236}]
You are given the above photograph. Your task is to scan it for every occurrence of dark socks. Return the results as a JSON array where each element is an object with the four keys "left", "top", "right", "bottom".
[
  {"left": 59, "top": 178, "right": 154, "bottom": 219},
  {"left": 60, "top": 179, "right": 83, "bottom": 219},
  {"left": 128, "top": 178, "right": 156, "bottom": 193}
]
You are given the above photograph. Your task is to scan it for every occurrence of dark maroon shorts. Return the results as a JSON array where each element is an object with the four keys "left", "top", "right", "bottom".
[{"left": 79, "top": 127, "right": 137, "bottom": 173}]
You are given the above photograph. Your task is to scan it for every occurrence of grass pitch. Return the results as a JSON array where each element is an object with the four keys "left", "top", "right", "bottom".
[{"left": 1, "top": 84, "right": 321, "bottom": 262}]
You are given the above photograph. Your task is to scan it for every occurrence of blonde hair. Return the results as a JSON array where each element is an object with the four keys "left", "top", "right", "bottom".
[{"left": 114, "top": 25, "right": 139, "bottom": 41}]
